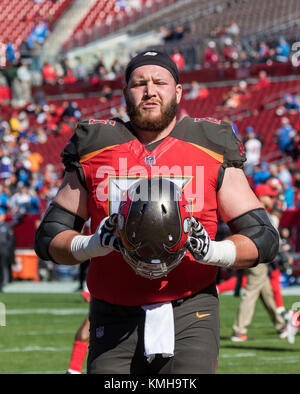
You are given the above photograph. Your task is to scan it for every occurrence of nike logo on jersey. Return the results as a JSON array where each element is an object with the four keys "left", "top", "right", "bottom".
[{"left": 195, "top": 312, "right": 211, "bottom": 319}]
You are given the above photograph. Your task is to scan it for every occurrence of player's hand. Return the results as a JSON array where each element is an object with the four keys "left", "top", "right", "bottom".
[
  {"left": 187, "top": 217, "right": 236, "bottom": 268},
  {"left": 97, "top": 214, "right": 121, "bottom": 252},
  {"left": 71, "top": 214, "right": 122, "bottom": 262},
  {"left": 187, "top": 217, "right": 211, "bottom": 262}
]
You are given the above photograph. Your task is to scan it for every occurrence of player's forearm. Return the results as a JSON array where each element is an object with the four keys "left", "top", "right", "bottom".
[
  {"left": 48, "top": 215, "right": 120, "bottom": 265},
  {"left": 188, "top": 218, "right": 261, "bottom": 269},
  {"left": 49, "top": 230, "right": 82, "bottom": 266},
  {"left": 224, "top": 234, "right": 259, "bottom": 269}
]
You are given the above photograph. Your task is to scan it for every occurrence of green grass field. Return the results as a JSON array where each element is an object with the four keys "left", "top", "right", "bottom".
[{"left": 0, "top": 292, "right": 299, "bottom": 374}]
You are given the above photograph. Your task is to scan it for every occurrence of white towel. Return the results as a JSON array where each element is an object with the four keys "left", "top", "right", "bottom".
[{"left": 142, "top": 302, "right": 175, "bottom": 363}]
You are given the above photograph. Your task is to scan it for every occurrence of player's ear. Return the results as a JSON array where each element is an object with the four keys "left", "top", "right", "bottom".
[{"left": 176, "top": 84, "right": 183, "bottom": 104}]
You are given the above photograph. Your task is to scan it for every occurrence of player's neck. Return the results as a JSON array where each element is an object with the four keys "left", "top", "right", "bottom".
[{"left": 132, "top": 117, "right": 177, "bottom": 146}]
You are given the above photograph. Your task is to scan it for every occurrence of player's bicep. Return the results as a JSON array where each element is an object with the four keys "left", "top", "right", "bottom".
[
  {"left": 53, "top": 171, "right": 89, "bottom": 220},
  {"left": 217, "top": 167, "right": 263, "bottom": 223}
]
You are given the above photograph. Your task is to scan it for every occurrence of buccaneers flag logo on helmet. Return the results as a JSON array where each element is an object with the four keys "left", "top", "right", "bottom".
[{"left": 117, "top": 177, "right": 192, "bottom": 279}]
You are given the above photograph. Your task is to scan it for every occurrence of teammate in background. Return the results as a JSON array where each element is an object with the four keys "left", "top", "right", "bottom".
[
  {"left": 67, "top": 222, "right": 91, "bottom": 374},
  {"left": 218, "top": 181, "right": 292, "bottom": 321},
  {"left": 231, "top": 184, "right": 287, "bottom": 341},
  {"left": 66, "top": 287, "right": 90, "bottom": 374},
  {"left": 35, "top": 51, "right": 279, "bottom": 374}
]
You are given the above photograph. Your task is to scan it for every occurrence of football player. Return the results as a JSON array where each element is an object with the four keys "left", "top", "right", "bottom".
[{"left": 35, "top": 51, "right": 279, "bottom": 374}]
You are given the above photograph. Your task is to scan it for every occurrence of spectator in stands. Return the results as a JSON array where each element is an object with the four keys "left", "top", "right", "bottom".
[
  {"left": 9, "top": 111, "right": 21, "bottom": 137},
  {"left": 275, "top": 37, "right": 290, "bottom": 63},
  {"left": 251, "top": 70, "right": 270, "bottom": 91},
  {"left": 170, "top": 48, "right": 185, "bottom": 71},
  {"left": 31, "top": 40, "right": 42, "bottom": 72},
  {"left": 226, "top": 21, "right": 240, "bottom": 37},
  {"left": 9, "top": 185, "right": 32, "bottom": 216},
  {"left": 222, "top": 80, "right": 249, "bottom": 108},
  {"left": 60, "top": 58, "right": 76, "bottom": 84},
  {"left": 93, "top": 56, "right": 107, "bottom": 79},
  {"left": 293, "top": 170, "right": 300, "bottom": 207},
  {"left": 203, "top": 41, "right": 220, "bottom": 68},
  {"left": 222, "top": 37, "right": 239, "bottom": 66},
  {"left": 31, "top": 126, "right": 47, "bottom": 144},
  {"left": 277, "top": 94, "right": 300, "bottom": 116},
  {"left": 276, "top": 117, "right": 297, "bottom": 158},
  {"left": 0, "top": 184, "right": 9, "bottom": 212},
  {"left": 244, "top": 127, "right": 262, "bottom": 176},
  {"left": 292, "top": 95, "right": 300, "bottom": 114},
  {"left": 252, "top": 162, "right": 271, "bottom": 186},
  {"left": 15, "top": 158, "right": 32, "bottom": 187},
  {"left": 5, "top": 39, "right": 15, "bottom": 64},
  {"left": 237, "top": 51, "right": 251, "bottom": 67},
  {"left": 28, "top": 188, "right": 40, "bottom": 214},
  {"left": 27, "top": 151, "right": 44, "bottom": 173},
  {"left": 222, "top": 89, "right": 241, "bottom": 108},
  {"left": 99, "top": 85, "right": 113, "bottom": 103},
  {"left": 111, "top": 59, "right": 123, "bottom": 76},
  {"left": 62, "top": 101, "right": 81, "bottom": 120},
  {"left": 256, "top": 41, "right": 273, "bottom": 64},
  {"left": 42, "top": 62, "right": 58, "bottom": 85},
  {"left": 285, "top": 94, "right": 299, "bottom": 113},
  {"left": 277, "top": 162, "right": 293, "bottom": 188},
  {"left": 31, "top": 19, "right": 49, "bottom": 46},
  {"left": 1, "top": 61, "right": 18, "bottom": 90},
  {"left": 33, "top": 89, "right": 47, "bottom": 107},
  {"left": 19, "top": 40, "right": 32, "bottom": 64},
  {"left": 171, "top": 25, "right": 186, "bottom": 41},
  {"left": 157, "top": 25, "right": 173, "bottom": 44},
  {"left": 74, "top": 57, "right": 89, "bottom": 81},
  {"left": 111, "top": 105, "right": 130, "bottom": 123},
  {"left": 184, "top": 81, "right": 209, "bottom": 100},
  {"left": 0, "top": 150, "right": 13, "bottom": 181},
  {"left": 15, "top": 62, "right": 32, "bottom": 104}
]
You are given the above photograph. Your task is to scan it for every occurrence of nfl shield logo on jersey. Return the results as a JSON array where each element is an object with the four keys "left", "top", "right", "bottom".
[{"left": 145, "top": 155, "right": 156, "bottom": 166}]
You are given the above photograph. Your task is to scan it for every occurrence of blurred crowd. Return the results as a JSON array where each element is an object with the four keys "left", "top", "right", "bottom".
[
  {"left": 241, "top": 119, "right": 300, "bottom": 210},
  {"left": 157, "top": 19, "right": 293, "bottom": 72},
  {"left": 0, "top": 98, "right": 83, "bottom": 224},
  {"left": 0, "top": 16, "right": 296, "bottom": 103},
  {"left": 0, "top": 9, "right": 298, "bottom": 278}
]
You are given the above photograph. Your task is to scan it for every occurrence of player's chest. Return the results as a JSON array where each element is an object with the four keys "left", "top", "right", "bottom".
[{"left": 86, "top": 137, "right": 219, "bottom": 214}]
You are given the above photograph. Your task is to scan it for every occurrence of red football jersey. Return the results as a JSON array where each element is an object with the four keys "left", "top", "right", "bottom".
[{"left": 62, "top": 116, "right": 245, "bottom": 305}]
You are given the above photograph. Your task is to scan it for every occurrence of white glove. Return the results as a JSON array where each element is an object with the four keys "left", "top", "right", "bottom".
[
  {"left": 188, "top": 217, "right": 236, "bottom": 268},
  {"left": 71, "top": 214, "right": 121, "bottom": 262}
]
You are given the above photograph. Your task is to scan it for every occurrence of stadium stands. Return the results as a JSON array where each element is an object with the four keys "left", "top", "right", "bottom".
[
  {"left": 63, "top": 0, "right": 178, "bottom": 51},
  {"left": 0, "top": 0, "right": 73, "bottom": 49}
]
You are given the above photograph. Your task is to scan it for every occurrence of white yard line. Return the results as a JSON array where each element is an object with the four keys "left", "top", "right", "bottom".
[{"left": 6, "top": 308, "right": 88, "bottom": 315}]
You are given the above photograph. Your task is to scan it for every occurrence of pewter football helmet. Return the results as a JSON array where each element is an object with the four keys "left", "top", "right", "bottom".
[{"left": 117, "top": 177, "right": 192, "bottom": 279}]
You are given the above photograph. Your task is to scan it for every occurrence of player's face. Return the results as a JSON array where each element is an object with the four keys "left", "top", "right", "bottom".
[
  {"left": 125, "top": 65, "right": 182, "bottom": 132},
  {"left": 259, "top": 195, "right": 274, "bottom": 210}
]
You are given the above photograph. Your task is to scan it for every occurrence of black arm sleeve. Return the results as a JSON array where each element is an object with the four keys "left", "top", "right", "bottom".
[
  {"left": 34, "top": 202, "right": 85, "bottom": 263},
  {"left": 227, "top": 208, "right": 279, "bottom": 264}
]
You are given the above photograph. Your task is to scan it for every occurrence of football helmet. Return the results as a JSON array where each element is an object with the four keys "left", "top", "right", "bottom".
[{"left": 117, "top": 177, "right": 192, "bottom": 279}]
